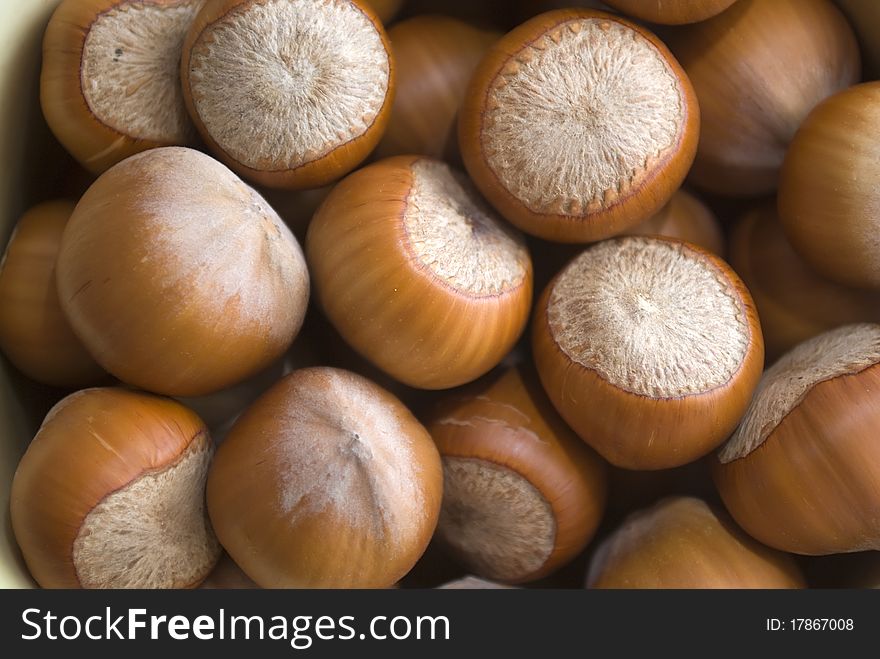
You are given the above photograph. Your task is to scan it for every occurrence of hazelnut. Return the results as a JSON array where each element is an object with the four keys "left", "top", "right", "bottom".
[
  {"left": 206, "top": 367, "right": 443, "bottom": 588},
  {"left": 587, "top": 497, "right": 805, "bottom": 588},
  {"left": 56, "top": 147, "right": 309, "bottom": 397},
  {"left": 533, "top": 236, "right": 764, "bottom": 470},
  {"left": 181, "top": 0, "right": 395, "bottom": 189},
  {"left": 40, "top": 0, "right": 202, "bottom": 173},
  {"left": 459, "top": 9, "right": 698, "bottom": 242},
  {"left": 667, "top": 0, "right": 860, "bottom": 196},
  {"left": 604, "top": 0, "right": 737, "bottom": 24},
  {"left": 10, "top": 387, "right": 220, "bottom": 588},
  {"left": 307, "top": 156, "right": 532, "bottom": 389},
  {"left": 729, "top": 202, "right": 880, "bottom": 361},
  {"left": 427, "top": 366, "right": 607, "bottom": 583},
  {"left": 0, "top": 200, "right": 104, "bottom": 387},
  {"left": 714, "top": 323, "right": 880, "bottom": 555},
  {"left": 375, "top": 15, "right": 499, "bottom": 161},
  {"left": 779, "top": 82, "right": 880, "bottom": 289}
]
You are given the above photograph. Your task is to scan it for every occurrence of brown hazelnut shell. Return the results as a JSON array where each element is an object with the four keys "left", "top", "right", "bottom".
[
  {"left": 0, "top": 200, "right": 105, "bottom": 387},
  {"left": 667, "top": 0, "right": 860, "bottom": 197},
  {"left": 180, "top": 0, "right": 396, "bottom": 190},
  {"left": 532, "top": 237, "right": 764, "bottom": 470},
  {"left": 364, "top": 0, "right": 403, "bottom": 23},
  {"left": 375, "top": 15, "right": 499, "bottom": 161},
  {"left": 778, "top": 82, "right": 880, "bottom": 290},
  {"left": 40, "top": 0, "right": 200, "bottom": 174},
  {"left": 604, "top": 0, "right": 737, "bottom": 25},
  {"left": 587, "top": 496, "right": 805, "bottom": 588},
  {"left": 713, "top": 361, "right": 880, "bottom": 555},
  {"left": 836, "top": 0, "right": 880, "bottom": 77},
  {"left": 10, "top": 387, "right": 217, "bottom": 588},
  {"left": 206, "top": 367, "right": 443, "bottom": 588},
  {"left": 55, "top": 147, "right": 310, "bottom": 397},
  {"left": 619, "top": 188, "right": 724, "bottom": 256},
  {"left": 729, "top": 203, "right": 880, "bottom": 362},
  {"left": 529, "top": 188, "right": 724, "bottom": 296},
  {"left": 459, "top": 9, "right": 699, "bottom": 243},
  {"left": 306, "top": 155, "right": 533, "bottom": 390},
  {"left": 427, "top": 366, "right": 607, "bottom": 583}
]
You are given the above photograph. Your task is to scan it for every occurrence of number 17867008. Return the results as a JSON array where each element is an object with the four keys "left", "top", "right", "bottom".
[{"left": 766, "top": 618, "right": 854, "bottom": 631}]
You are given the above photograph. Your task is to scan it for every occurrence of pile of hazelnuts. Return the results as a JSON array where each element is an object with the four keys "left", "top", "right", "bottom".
[{"left": 1, "top": 0, "right": 879, "bottom": 590}]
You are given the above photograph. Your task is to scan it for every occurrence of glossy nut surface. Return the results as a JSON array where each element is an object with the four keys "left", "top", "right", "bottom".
[
  {"left": 587, "top": 496, "right": 805, "bottom": 588},
  {"left": 0, "top": 200, "right": 104, "bottom": 387},
  {"left": 307, "top": 156, "right": 532, "bottom": 390},
  {"left": 375, "top": 15, "right": 499, "bottom": 161},
  {"left": 729, "top": 203, "right": 880, "bottom": 362},
  {"left": 11, "top": 388, "right": 219, "bottom": 588},
  {"left": 668, "top": 0, "right": 859, "bottom": 197},
  {"left": 779, "top": 83, "right": 880, "bottom": 290},
  {"left": 714, "top": 324, "right": 880, "bottom": 555},
  {"left": 603, "top": 0, "right": 737, "bottom": 25},
  {"left": 207, "top": 367, "right": 443, "bottom": 588},
  {"left": 56, "top": 147, "right": 309, "bottom": 397},
  {"left": 427, "top": 366, "right": 607, "bottom": 583}
]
